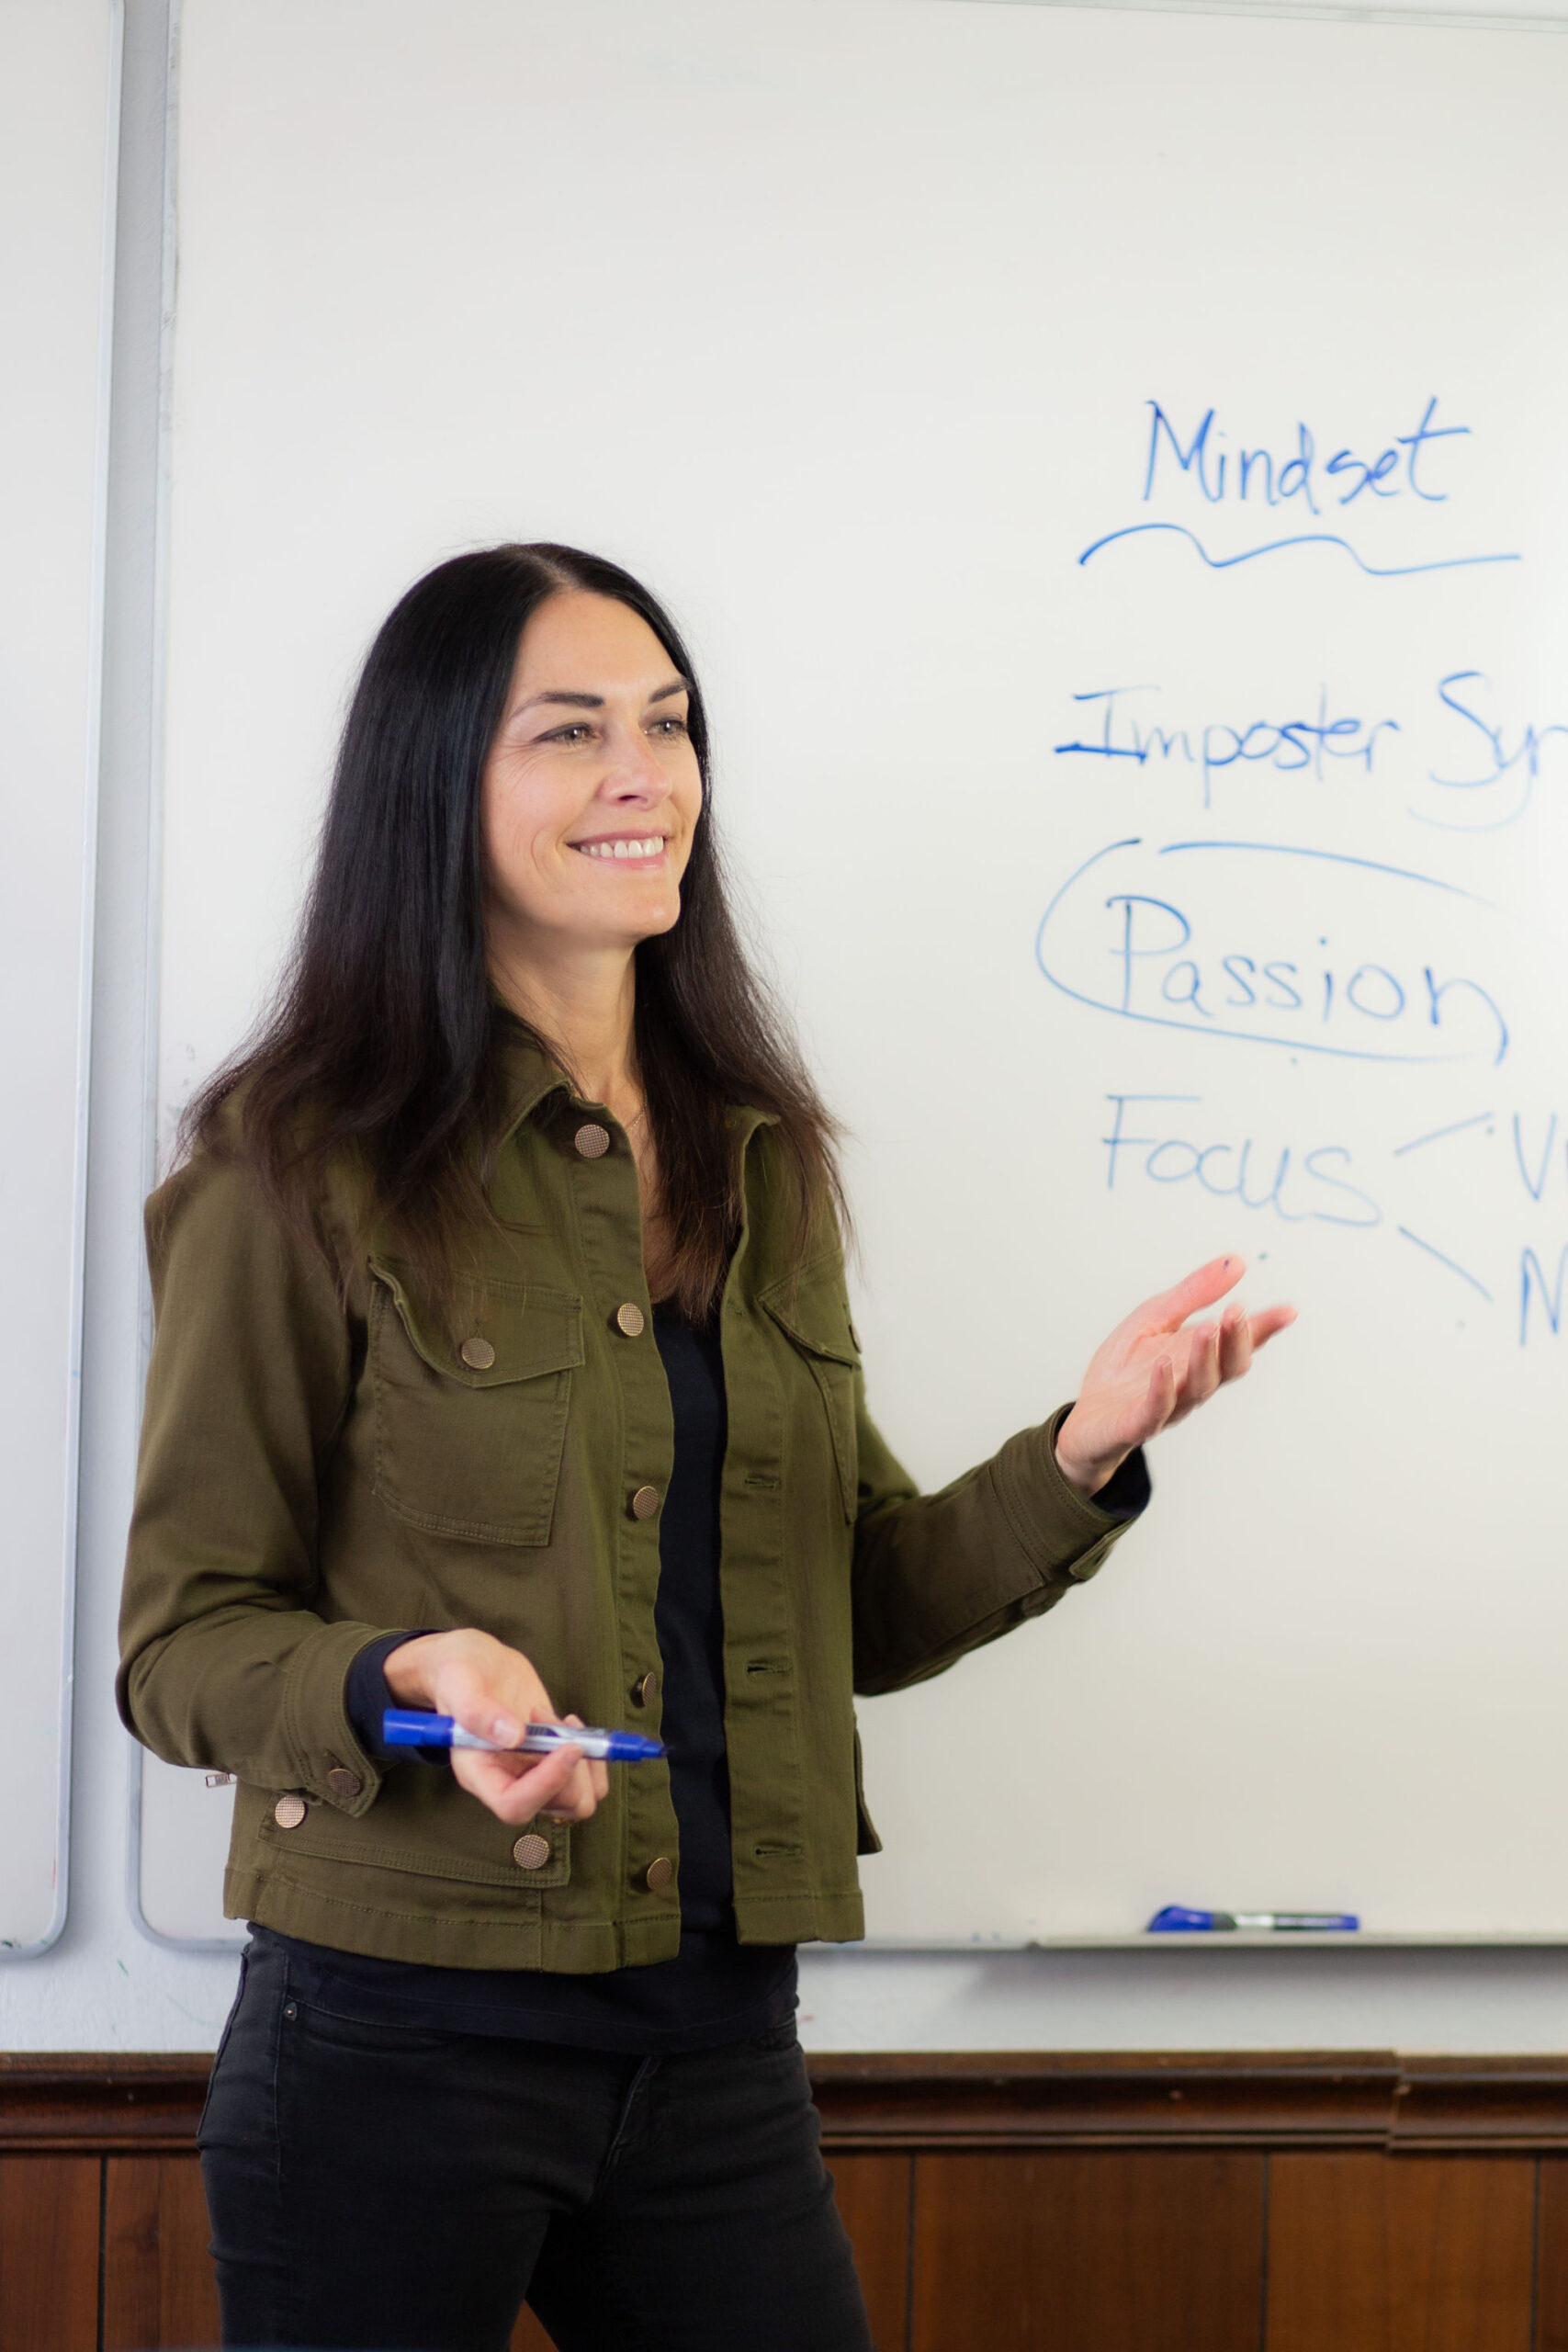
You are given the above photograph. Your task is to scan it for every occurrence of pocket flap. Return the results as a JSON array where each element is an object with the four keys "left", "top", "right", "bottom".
[
  {"left": 370, "top": 1257, "right": 583, "bottom": 1387},
  {"left": 759, "top": 1265, "right": 861, "bottom": 1366}
]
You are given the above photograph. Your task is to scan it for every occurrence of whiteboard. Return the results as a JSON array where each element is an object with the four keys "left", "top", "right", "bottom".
[
  {"left": 143, "top": 0, "right": 1568, "bottom": 1944},
  {"left": 0, "top": 0, "right": 119, "bottom": 1958}
]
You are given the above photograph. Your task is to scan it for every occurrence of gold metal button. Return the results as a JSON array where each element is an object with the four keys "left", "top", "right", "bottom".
[
  {"left": 615, "top": 1302, "right": 646, "bottom": 1339},
  {"left": 641, "top": 1856, "right": 673, "bottom": 1891},
  {"left": 273, "top": 1794, "right": 307, "bottom": 1829},
  {"left": 573, "top": 1123, "right": 611, "bottom": 1159},
  {"left": 459, "top": 1336, "right": 496, "bottom": 1370},
  {"left": 513, "top": 1833, "right": 551, "bottom": 1871},
  {"left": 630, "top": 1672, "right": 658, "bottom": 1708},
  {"left": 630, "top": 1485, "right": 660, "bottom": 1521},
  {"left": 326, "top": 1769, "right": 362, "bottom": 1801}
]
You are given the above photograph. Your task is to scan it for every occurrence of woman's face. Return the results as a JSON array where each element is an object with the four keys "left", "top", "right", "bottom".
[{"left": 480, "top": 590, "right": 703, "bottom": 966}]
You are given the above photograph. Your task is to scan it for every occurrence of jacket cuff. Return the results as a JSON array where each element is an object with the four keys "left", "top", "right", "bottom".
[
  {"left": 277, "top": 1621, "right": 406, "bottom": 1818},
  {"left": 991, "top": 1405, "right": 1151, "bottom": 1589}
]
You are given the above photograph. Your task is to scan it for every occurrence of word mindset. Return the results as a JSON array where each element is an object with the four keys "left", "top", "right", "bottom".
[
  {"left": 1141, "top": 396, "right": 1466, "bottom": 512},
  {"left": 1077, "top": 397, "right": 1518, "bottom": 575}
]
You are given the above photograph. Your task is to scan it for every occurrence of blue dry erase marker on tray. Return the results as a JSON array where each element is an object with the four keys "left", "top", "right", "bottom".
[
  {"left": 1147, "top": 1905, "right": 1359, "bottom": 1933},
  {"left": 382, "top": 1709, "right": 665, "bottom": 1764}
]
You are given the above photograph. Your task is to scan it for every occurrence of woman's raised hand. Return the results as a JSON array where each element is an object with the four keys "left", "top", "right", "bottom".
[
  {"left": 1054, "top": 1256, "right": 1296, "bottom": 1499},
  {"left": 381, "top": 1628, "right": 609, "bottom": 1826}
]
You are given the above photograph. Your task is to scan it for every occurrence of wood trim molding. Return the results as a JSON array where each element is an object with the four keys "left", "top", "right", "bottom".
[
  {"left": 0, "top": 2053, "right": 212, "bottom": 2153},
  {"left": 6, "top": 2051, "right": 1568, "bottom": 2155},
  {"left": 807, "top": 2052, "right": 1568, "bottom": 2152}
]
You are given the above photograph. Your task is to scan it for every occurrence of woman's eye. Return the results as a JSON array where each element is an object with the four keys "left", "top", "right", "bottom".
[
  {"left": 541, "top": 723, "right": 594, "bottom": 745},
  {"left": 649, "top": 716, "right": 689, "bottom": 738}
]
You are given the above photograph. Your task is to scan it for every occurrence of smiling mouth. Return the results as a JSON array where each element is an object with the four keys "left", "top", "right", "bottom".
[{"left": 571, "top": 836, "right": 668, "bottom": 862}]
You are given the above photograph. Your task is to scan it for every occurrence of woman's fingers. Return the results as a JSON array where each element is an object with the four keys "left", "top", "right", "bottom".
[
  {"left": 1140, "top": 1254, "right": 1247, "bottom": 1338},
  {"left": 1063, "top": 1262, "right": 1296, "bottom": 1489},
  {"left": 389, "top": 1630, "right": 608, "bottom": 1827},
  {"left": 468, "top": 1721, "right": 600, "bottom": 1826},
  {"left": 1217, "top": 1304, "right": 1252, "bottom": 1384},
  {"left": 1176, "top": 1318, "right": 1223, "bottom": 1413},
  {"left": 453, "top": 1743, "right": 588, "bottom": 1826},
  {"left": 1176, "top": 1301, "right": 1292, "bottom": 1411}
]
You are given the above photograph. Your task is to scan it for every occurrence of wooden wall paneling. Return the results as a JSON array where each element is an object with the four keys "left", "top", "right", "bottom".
[
  {"left": 0, "top": 2153, "right": 100, "bottom": 2352},
  {"left": 512, "top": 2299, "right": 558, "bottom": 2350},
  {"left": 1266, "top": 2153, "right": 1537, "bottom": 2352},
  {"left": 5, "top": 2052, "right": 1568, "bottom": 2352},
  {"left": 102, "top": 2155, "right": 221, "bottom": 2351},
  {"left": 909, "top": 2149, "right": 1266, "bottom": 2352},
  {"left": 829, "top": 2152, "right": 912, "bottom": 2351},
  {"left": 1532, "top": 2158, "right": 1568, "bottom": 2352}
]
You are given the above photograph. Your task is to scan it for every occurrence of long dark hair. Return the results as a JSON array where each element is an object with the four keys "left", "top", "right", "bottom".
[{"left": 181, "top": 543, "right": 843, "bottom": 1318}]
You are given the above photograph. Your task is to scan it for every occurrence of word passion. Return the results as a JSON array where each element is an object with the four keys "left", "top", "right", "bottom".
[
  {"left": 1104, "top": 899, "right": 1506, "bottom": 1063},
  {"left": 1034, "top": 839, "right": 1508, "bottom": 1068}
]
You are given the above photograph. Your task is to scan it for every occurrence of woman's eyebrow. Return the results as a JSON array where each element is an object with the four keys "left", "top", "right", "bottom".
[
  {"left": 515, "top": 675, "right": 689, "bottom": 716},
  {"left": 517, "top": 689, "right": 603, "bottom": 714}
]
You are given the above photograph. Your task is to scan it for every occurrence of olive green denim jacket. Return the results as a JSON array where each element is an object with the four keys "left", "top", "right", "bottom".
[{"left": 118, "top": 1036, "right": 1142, "bottom": 1971}]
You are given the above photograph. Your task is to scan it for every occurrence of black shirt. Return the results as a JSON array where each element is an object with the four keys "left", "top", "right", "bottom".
[{"left": 254, "top": 1306, "right": 796, "bottom": 2053}]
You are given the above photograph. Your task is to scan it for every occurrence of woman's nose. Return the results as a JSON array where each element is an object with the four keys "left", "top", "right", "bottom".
[{"left": 604, "top": 726, "right": 672, "bottom": 799}]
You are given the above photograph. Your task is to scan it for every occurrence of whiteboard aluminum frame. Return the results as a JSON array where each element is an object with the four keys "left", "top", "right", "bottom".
[
  {"left": 1, "top": 0, "right": 126, "bottom": 1963},
  {"left": 961, "top": 0, "right": 1568, "bottom": 35},
  {"left": 863, "top": 1931, "right": 1568, "bottom": 1949},
  {"left": 108, "top": 0, "right": 222, "bottom": 1955}
]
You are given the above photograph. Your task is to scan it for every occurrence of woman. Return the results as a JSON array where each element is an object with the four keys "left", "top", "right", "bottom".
[{"left": 118, "top": 543, "right": 1292, "bottom": 2352}]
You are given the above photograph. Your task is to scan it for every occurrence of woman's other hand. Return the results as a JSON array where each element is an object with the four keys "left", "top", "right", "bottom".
[
  {"left": 382, "top": 1628, "right": 609, "bottom": 1826},
  {"left": 1054, "top": 1255, "right": 1296, "bottom": 1498}
]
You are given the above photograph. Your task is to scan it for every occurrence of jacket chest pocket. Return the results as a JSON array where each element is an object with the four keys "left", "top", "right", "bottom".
[
  {"left": 760, "top": 1267, "right": 861, "bottom": 1523},
  {"left": 369, "top": 1258, "right": 584, "bottom": 1546}
]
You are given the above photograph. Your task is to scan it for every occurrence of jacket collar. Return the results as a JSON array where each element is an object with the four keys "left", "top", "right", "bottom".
[
  {"left": 492, "top": 1013, "right": 572, "bottom": 1145},
  {"left": 491, "top": 1011, "right": 778, "bottom": 1152}
]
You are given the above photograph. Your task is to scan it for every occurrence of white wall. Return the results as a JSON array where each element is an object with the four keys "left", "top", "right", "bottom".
[{"left": 6, "top": 0, "right": 1568, "bottom": 2054}]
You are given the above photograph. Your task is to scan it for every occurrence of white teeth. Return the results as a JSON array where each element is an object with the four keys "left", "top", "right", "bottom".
[{"left": 577, "top": 837, "right": 663, "bottom": 859}]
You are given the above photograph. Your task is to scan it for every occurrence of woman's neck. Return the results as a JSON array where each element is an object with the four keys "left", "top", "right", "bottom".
[{"left": 491, "top": 939, "right": 642, "bottom": 1125}]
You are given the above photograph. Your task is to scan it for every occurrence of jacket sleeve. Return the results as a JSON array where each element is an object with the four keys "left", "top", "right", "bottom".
[
  {"left": 850, "top": 1381, "right": 1149, "bottom": 1697},
  {"left": 116, "top": 1152, "right": 391, "bottom": 1809}
]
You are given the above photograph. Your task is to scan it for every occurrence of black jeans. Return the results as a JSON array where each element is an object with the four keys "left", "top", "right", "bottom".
[{"left": 198, "top": 1937, "right": 874, "bottom": 2352}]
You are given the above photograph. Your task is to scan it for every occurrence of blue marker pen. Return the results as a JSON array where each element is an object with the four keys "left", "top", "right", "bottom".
[
  {"left": 382, "top": 1709, "right": 665, "bottom": 1764},
  {"left": 1147, "top": 1905, "right": 1359, "bottom": 1933}
]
